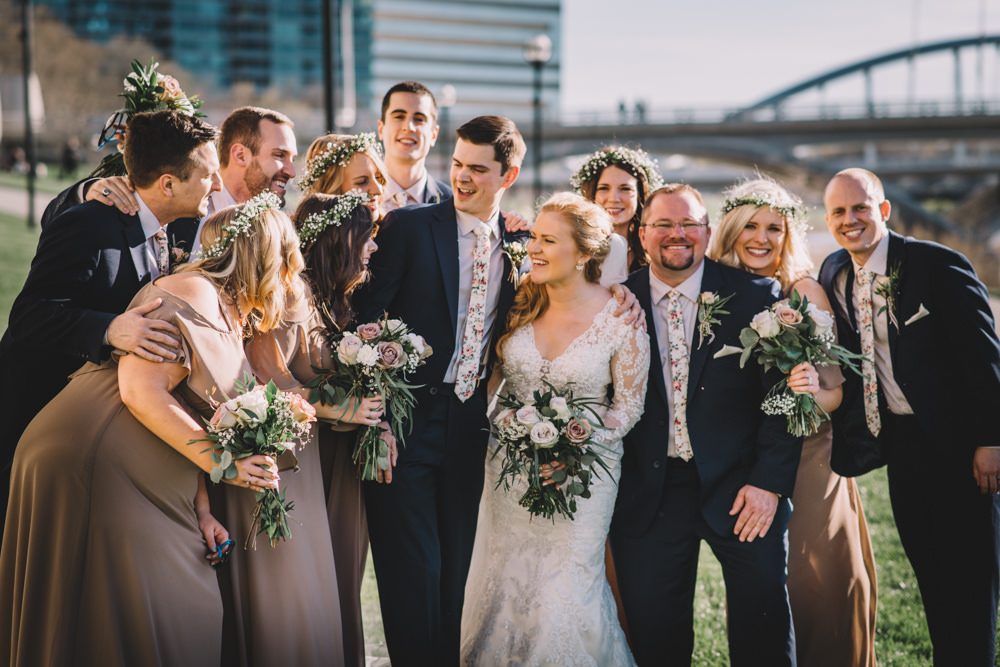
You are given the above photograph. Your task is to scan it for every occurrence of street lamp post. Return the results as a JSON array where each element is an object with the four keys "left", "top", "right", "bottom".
[
  {"left": 523, "top": 34, "right": 552, "bottom": 207},
  {"left": 438, "top": 84, "right": 456, "bottom": 175}
]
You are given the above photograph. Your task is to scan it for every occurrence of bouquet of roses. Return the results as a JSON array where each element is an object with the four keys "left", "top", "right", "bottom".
[
  {"left": 306, "top": 316, "right": 433, "bottom": 481},
  {"left": 194, "top": 372, "right": 316, "bottom": 548},
  {"left": 739, "top": 290, "right": 866, "bottom": 436},
  {"left": 491, "top": 382, "right": 610, "bottom": 522}
]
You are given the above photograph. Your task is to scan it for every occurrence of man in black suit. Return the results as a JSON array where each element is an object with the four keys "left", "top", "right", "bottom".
[
  {"left": 819, "top": 167, "right": 1000, "bottom": 665},
  {"left": 0, "top": 110, "right": 221, "bottom": 505},
  {"left": 377, "top": 80, "right": 452, "bottom": 214},
  {"left": 610, "top": 184, "right": 802, "bottom": 666}
]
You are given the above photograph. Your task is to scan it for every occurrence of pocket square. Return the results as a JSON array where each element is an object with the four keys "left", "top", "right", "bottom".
[
  {"left": 712, "top": 344, "right": 742, "bottom": 359},
  {"left": 904, "top": 304, "right": 930, "bottom": 326}
]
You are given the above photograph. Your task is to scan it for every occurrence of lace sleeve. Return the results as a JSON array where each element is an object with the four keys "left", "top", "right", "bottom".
[{"left": 593, "top": 321, "right": 650, "bottom": 444}]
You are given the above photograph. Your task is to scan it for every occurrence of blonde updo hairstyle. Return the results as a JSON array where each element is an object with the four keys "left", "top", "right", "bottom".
[
  {"left": 707, "top": 177, "right": 812, "bottom": 290},
  {"left": 497, "top": 192, "right": 612, "bottom": 363},
  {"left": 302, "top": 133, "right": 387, "bottom": 196},
  {"left": 182, "top": 205, "right": 305, "bottom": 333}
]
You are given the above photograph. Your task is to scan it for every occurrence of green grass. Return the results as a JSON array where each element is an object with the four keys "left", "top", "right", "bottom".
[
  {"left": 0, "top": 165, "right": 85, "bottom": 197},
  {"left": 0, "top": 211, "right": 40, "bottom": 330}
]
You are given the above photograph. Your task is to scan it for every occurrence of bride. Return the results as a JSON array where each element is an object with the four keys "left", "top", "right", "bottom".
[{"left": 461, "top": 192, "right": 649, "bottom": 666}]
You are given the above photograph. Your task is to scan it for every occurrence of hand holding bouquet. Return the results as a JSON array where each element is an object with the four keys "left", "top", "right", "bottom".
[
  {"left": 492, "top": 382, "right": 610, "bottom": 522},
  {"left": 194, "top": 372, "right": 316, "bottom": 548},
  {"left": 306, "top": 316, "right": 432, "bottom": 481},
  {"left": 739, "top": 290, "right": 866, "bottom": 436}
]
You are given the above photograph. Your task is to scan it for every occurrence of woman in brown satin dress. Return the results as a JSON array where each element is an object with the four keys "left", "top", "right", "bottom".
[
  {"left": 708, "top": 176, "right": 878, "bottom": 667},
  {"left": 0, "top": 200, "right": 298, "bottom": 667}
]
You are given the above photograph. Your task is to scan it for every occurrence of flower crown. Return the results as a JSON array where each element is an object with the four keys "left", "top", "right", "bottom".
[
  {"left": 201, "top": 191, "right": 283, "bottom": 260},
  {"left": 298, "top": 133, "right": 383, "bottom": 192},
  {"left": 570, "top": 146, "right": 664, "bottom": 194},
  {"left": 298, "top": 190, "right": 372, "bottom": 249},
  {"left": 719, "top": 193, "right": 807, "bottom": 225},
  {"left": 92, "top": 59, "right": 204, "bottom": 179}
]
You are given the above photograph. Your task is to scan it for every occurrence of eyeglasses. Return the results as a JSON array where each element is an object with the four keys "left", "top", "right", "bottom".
[{"left": 641, "top": 221, "right": 708, "bottom": 234}]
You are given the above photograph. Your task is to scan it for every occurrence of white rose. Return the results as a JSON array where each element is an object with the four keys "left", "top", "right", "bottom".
[
  {"left": 403, "top": 332, "right": 426, "bottom": 357},
  {"left": 236, "top": 388, "right": 269, "bottom": 423},
  {"left": 806, "top": 303, "right": 835, "bottom": 339},
  {"left": 750, "top": 310, "right": 781, "bottom": 339},
  {"left": 529, "top": 421, "right": 560, "bottom": 448},
  {"left": 700, "top": 291, "right": 717, "bottom": 305},
  {"left": 385, "top": 319, "right": 404, "bottom": 334},
  {"left": 548, "top": 396, "right": 572, "bottom": 421},
  {"left": 356, "top": 344, "right": 380, "bottom": 367},
  {"left": 337, "top": 333, "right": 362, "bottom": 364},
  {"left": 515, "top": 405, "right": 540, "bottom": 426}
]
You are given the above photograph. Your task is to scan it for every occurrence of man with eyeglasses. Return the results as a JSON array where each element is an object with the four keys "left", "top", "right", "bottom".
[{"left": 610, "top": 184, "right": 802, "bottom": 665}]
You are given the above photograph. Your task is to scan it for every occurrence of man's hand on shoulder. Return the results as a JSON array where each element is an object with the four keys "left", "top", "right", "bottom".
[
  {"left": 107, "top": 298, "right": 182, "bottom": 362},
  {"left": 501, "top": 210, "right": 531, "bottom": 233},
  {"left": 85, "top": 176, "right": 138, "bottom": 216},
  {"left": 974, "top": 447, "right": 1000, "bottom": 495},
  {"left": 610, "top": 284, "right": 645, "bottom": 330},
  {"left": 729, "top": 484, "right": 779, "bottom": 543}
]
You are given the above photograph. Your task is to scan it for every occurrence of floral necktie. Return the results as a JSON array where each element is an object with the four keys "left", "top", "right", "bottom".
[
  {"left": 154, "top": 227, "right": 170, "bottom": 278},
  {"left": 454, "top": 222, "right": 492, "bottom": 402},
  {"left": 667, "top": 290, "right": 693, "bottom": 460},
  {"left": 856, "top": 267, "right": 881, "bottom": 436}
]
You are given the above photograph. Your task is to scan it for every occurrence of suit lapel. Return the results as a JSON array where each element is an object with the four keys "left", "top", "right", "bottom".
[
  {"left": 429, "top": 202, "right": 460, "bottom": 334},
  {"left": 633, "top": 270, "right": 670, "bottom": 408},
  {"left": 686, "top": 263, "right": 718, "bottom": 400},
  {"left": 886, "top": 231, "right": 905, "bottom": 362}
]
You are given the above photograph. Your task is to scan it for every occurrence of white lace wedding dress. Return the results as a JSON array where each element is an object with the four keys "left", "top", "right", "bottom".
[{"left": 461, "top": 297, "right": 649, "bottom": 666}]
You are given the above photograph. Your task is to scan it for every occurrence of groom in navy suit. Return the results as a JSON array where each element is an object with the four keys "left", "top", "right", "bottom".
[
  {"left": 355, "top": 116, "right": 527, "bottom": 666},
  {"left": 610, "top": 184, "right": 802, "bottom": 666},
  {"left": 819, "top": 168, "right": 1000, "bottom": 665}
]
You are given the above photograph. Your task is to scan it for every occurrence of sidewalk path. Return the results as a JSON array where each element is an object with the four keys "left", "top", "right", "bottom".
[{"left": 0, "top": 183, "right": 53, "bottom": 222}]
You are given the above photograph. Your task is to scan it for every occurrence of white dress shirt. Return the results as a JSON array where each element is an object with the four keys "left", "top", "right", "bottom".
[
  {"left": 134, "top": 192, "right": 167, "bottom": 280},
  {"left": 381, "top": 173, "right": 429, "bottom": 216},
  {"left": 649, "top": 263, "right": 704, "bottom": 457},
  {"left": 190, "top": 185, "right": 238, "bottom": 258}
]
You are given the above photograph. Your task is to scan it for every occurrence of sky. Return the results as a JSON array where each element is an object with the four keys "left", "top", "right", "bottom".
[{"left": 561, "top": 0, "right": 999, "bottom": 114}]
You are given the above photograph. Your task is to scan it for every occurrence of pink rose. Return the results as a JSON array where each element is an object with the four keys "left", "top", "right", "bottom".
[
  {"left": 564, "top": 418, "right": 593, "bottom": 444},
  {"left": 493, "top": 407, "right": 516, "bottom": 427},
  {"left": 377, "top": 341, "right": 406, "bottom": 369},
  {"left": 529, "top": 421, "right": 560, "bottom": 448},
  {"left": 774, "top": 302, "right": 803, "bottom": 326},
  {"left": 158, "top": 74, "right": 183, "bottom": 100},
  {"left": 288, "top": 393, "right": 317, "bottom": 423},
  {"left": 356, "top": 322, "right": 382, "bottom": 342},
  {"left": 209, "top": 401, "right": 238, "bottom": 430}
]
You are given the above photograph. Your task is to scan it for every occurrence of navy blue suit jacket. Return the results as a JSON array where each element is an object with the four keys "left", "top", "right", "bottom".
[
  {"left": 819, "top": 230, "right": 1000, "bottom": 475},
  {"left": 613, "top": 260, "right": 802, "bottom": 538}
]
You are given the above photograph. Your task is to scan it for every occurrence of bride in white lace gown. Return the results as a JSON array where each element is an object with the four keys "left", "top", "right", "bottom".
[{"left": 461, "top": 193, "right": 649, "bottom": 666}]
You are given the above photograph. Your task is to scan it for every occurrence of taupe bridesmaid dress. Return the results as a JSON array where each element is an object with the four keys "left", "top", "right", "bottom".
[{"left": 1, "top": 280, "right": 252, "bottom": 667}]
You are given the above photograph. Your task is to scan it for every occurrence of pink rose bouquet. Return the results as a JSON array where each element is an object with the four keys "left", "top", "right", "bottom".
[
  {"left": 193, "top": 373, "right": 316, "bottom": 548},
  {"left": 306, "top": 315, "right": 432, "bottom": 481},
  {"left": 491, "top": 382, "right": 610, "bottom": 522}
]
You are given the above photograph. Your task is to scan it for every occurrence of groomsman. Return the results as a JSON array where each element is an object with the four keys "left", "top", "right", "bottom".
[
  {"left": 819, "top": 167, "right": 1000, "bottom": 665},
  {"left": 0, "top": 111, "right": 221, "bottom": 517},
  {"left": 610, "top": 184, "right": 801, "bottom": 666},
  {"left": 377, "top": 80, "right": 452, "bottom": 213}
]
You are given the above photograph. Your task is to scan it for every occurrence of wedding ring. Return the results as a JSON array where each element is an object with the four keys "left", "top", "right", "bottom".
[
  {"left": 246, "top": 479, "right": 252, "bottom": 487},
  {"left": 102, "top": 187, "right": 112, "bottom": 197}
]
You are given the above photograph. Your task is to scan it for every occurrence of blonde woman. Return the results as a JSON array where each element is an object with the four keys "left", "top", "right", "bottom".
[
  {"left": 707, "top": 177, "right": 877, "bottom": 667},
  {"left": 299, "top": 132, "right": 387, "bottom": 217}
]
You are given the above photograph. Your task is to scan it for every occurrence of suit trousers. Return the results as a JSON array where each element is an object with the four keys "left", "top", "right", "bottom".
[
  {"left": 363, "top": 383, "right": 488, "bottom": 667},
  {"left": 610, "top": 458, "right": 795, "bottom": 667},
  {"left": 882, "top": 412, "right": 1000, "bottom": 666}
]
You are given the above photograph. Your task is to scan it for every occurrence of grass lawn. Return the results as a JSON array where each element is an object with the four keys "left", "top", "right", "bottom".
[{"left": 0, "top": 205, "right": 996, "bottom": 665}]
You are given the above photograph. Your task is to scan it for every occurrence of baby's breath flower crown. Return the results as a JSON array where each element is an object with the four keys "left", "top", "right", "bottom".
[
  {"left": 570, "top": 146, "right": 665, "bottom": 195},
  {"left": 719, "top": 193, "right": 807, "bottom": 228},
  {"left": 201, "top": 191, "right": 282, "bottom": 260},
  {"left": 298, "top": 190, "right": 372, "bottom": 249},
  {"left": 298, "top": 133, "right": 383, "bottom": 193}
]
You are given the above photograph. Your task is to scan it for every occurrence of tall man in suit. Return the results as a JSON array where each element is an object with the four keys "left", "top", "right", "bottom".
[
  {"left": 819, "top": 168, "right": 1000, "bottom": 665},
  {"left": 0, "top": 110, "right": 221, "bottom": 512},
  {"left": 610, "top": 184, "right": 802, "bottom": 666},
  {"left": 377, "top": 80, "right": 452, "bottom": 214}
]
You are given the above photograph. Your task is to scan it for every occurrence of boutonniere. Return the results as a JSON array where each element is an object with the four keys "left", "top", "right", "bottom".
[
  {"left": 874, "top": 262, "right": 903, "bottom": 330},
  {"left": 696, "top": 291, "right": 734, "bottom": 349},
  {"left": 502, "top": 240, "right": 528, "bottom": 282}
]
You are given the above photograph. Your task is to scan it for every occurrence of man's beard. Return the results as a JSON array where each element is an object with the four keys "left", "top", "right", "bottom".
[{"left": 244, "top": 159, "right": 282, "bottom": 205}]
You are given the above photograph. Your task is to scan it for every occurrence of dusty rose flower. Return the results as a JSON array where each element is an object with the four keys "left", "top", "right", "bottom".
[
  {"left": 210, "top": 401, "right": 239, "bottom": 430},
  {"left": 288, "top": 393, "right": 317, "bottom": 423},
  {"left": 700, "top": 291, "right": 717, "bottom": 305},
  {"left": 529, "top": 421, "right": 560, "bottom": 448},
  {"left": 357, "top": 322, "right": 382, "bottom": 341},
  {"left": 774, "top": 302, "right": 803, "bottom": 327},
  {"left": 564, "top": 418, "right": 593, "bottom": 444},
  {"left": 338, "top": 333, "right": 362, "bottom": 364},
  {"left": 377, "top": 341, "right": 406, "bottom": 369},
  {"left": 158, "top": 74, "right": 183, "bottom": 100}
]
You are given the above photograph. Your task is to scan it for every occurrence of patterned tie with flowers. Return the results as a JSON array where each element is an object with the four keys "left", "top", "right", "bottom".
[
  {"left": 454, "top": 222, "right": 493, "bottom": 402},
  {"left": 154, "top": 227, "right": 170, "bottom": 278},
  {"left": 666, "top": 290, "right": 694, "bottom": 460},
  {"left": 855, "top": 267, "right": 881, "bottom": 436}
]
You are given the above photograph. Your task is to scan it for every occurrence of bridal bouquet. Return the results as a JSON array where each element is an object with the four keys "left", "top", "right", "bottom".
[
  {"left": 491, "top": 382, "right": 610, "bottom": 522},
  {"left": 739, "top": 291, "right": 866, "bottom": 436},
  {"left": 306, "top": 316, "right": 433, "bottom": 481},
  {"left": 195, "top": 373, "right": 316, "bottom": 548}
]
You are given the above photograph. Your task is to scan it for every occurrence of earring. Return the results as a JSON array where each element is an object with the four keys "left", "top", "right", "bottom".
[{"left": 575, "top": 263, "right": 585, "bottom": 271}]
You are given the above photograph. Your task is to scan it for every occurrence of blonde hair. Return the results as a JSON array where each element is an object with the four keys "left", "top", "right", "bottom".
[
  {"left": 497, "top": 192, "right": 612, "bottom": 363},
  {"left": 707, "top": 177, "right": 812, "bottom": 290},
  {"left": 302, "top": 133, "right": 387, "bottom": 196},
  {"left": 181, "top": 206, "right": 304, "bottom": 332}
]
